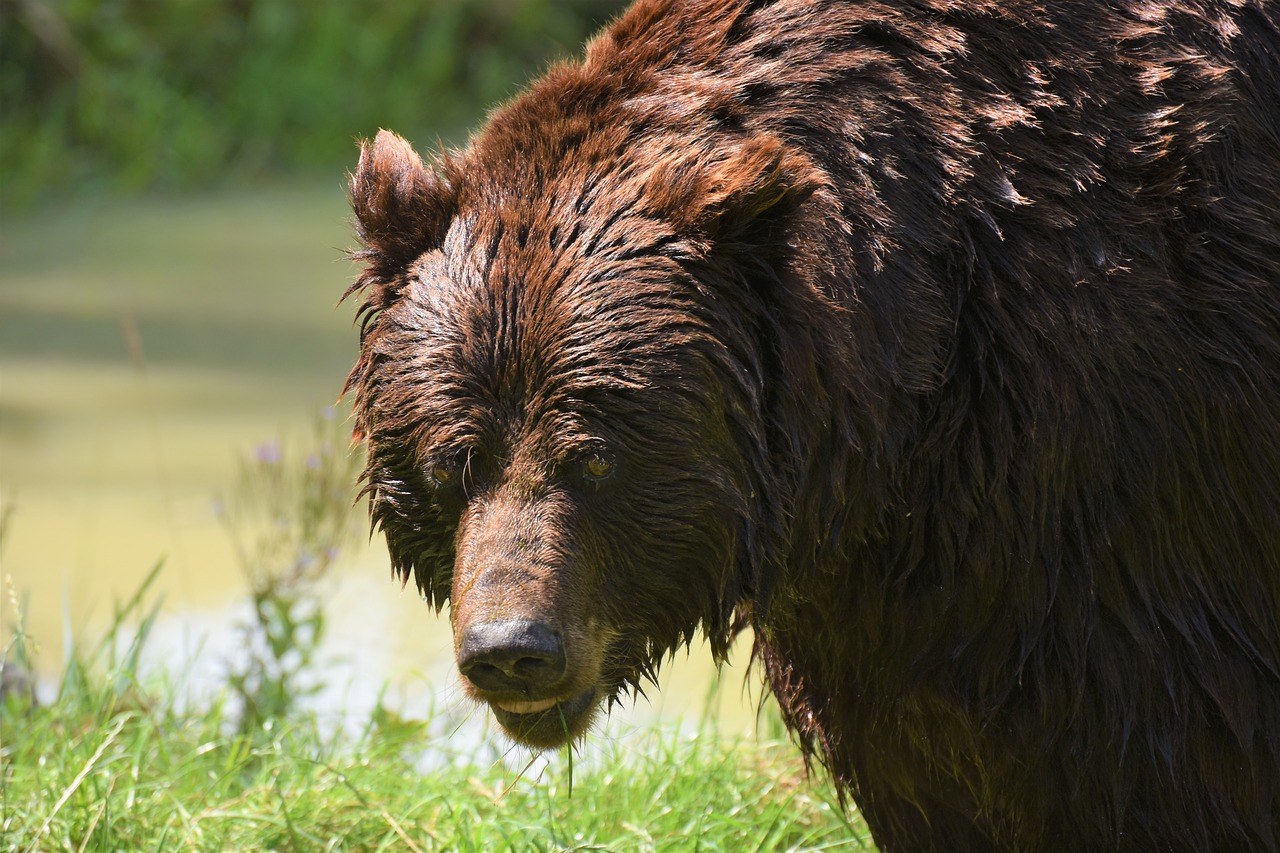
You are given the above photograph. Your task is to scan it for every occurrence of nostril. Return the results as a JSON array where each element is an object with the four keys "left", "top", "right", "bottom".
[
  {"left": 458, "top": 620, "right": 566, "bottom": 693},
  {"left": 514, "top": 656, "right": 555, "bottom": 679}
]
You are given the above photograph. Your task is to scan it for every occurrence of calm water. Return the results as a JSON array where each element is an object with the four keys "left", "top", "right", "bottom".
[{"left": 0, "top": 184, "right": 766, "bottom": 737}]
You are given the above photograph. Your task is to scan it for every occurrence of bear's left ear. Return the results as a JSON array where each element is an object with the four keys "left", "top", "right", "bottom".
[
  {"left": 349, "top": 129, "right": 458, "bottom": 277},
  {"left": 664, "top": 132, "right": 825, "bottom": 250}
]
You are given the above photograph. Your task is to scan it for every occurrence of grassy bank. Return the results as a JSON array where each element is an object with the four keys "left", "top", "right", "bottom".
[
  {"left": 0, "top": 599, "right": 871, "bottom": 851},
  {"left": 2, "top": 699, "right": 868, "bottom": 850}
]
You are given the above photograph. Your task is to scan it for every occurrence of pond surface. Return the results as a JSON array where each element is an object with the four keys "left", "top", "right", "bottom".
[{"left": 0, "top": 184, "right": 768, "bottom": 737}]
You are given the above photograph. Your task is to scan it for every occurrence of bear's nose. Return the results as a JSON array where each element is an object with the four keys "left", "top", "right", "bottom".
[{"left": 458, "top": 620, "right": 566, "bottom": 694}]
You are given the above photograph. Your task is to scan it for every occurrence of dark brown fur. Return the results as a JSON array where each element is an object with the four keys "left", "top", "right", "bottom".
[{"left": 344, "top": 1, "right": 1280, "bottom": 849}]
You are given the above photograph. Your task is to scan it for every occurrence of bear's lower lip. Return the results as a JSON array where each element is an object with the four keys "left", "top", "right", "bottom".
[
  {"left": 495, "top": 696, "right": 559, "bottom": 714},
  {"left": 489, "top": 688, "right": 598, "bottom": 747}
]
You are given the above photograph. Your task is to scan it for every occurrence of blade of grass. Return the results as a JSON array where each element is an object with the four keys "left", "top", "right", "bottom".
[
  {"left": 74, "top": 775, "right": 115, "bottom": 853},
  {"left": 314, "top": 762, "right": 430, "bottom": 853},
  {"left": 560, "top": 706, "right": 574, "bottom": 798},
  {"left": 25, "top": 713, "right": 131, "bottom": 853},
  {"left": 496, "top": 750, "right": 545, "bottom": 803}
]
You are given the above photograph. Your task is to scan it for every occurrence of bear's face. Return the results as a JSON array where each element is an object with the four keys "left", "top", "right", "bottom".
[
  {"left": 346, "top": 128, "right": 817, "bottom": 746},
  {"left": 361, "top": 247, "right": 752, "bottom": 746}
]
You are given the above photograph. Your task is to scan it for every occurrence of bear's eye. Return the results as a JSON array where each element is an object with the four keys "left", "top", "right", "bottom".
[
  {"left": 582, "top": 452, "right": 615, "bottom": 481},
  {"left": 428, "top": 460, "right": 461, "bottom": 487}
]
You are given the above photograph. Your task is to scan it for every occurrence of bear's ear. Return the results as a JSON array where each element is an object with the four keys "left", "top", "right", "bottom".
[
  {"left": 664, "top": 133, "right": 825, "bottom": 249},
  {"left": 349, "top": 130, "right": 457, "bottom": 274}
]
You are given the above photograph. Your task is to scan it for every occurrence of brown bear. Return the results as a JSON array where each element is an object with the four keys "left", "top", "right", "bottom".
[{"left": 342, "top": 1, "right": 1280, "bottom": 850}]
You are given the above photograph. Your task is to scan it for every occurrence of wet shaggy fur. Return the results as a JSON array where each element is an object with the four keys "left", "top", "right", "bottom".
[{"left": 343, "top": 1, "right": 1280, "bottom": 850}]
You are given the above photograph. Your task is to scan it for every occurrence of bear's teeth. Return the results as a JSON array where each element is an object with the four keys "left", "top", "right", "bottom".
[{"left": 496, "top": 698, "right": 557, "bottom": 714}]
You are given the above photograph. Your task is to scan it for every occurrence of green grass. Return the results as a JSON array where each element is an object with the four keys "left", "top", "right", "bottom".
[
  {"left": 1, "top": 658, "right": 872, "bottom": 851},
  {"left": 2, "top": 707, "right": 870, "bottom": 851},
  {"left": 1, "top": 569, "right": 874, "bottom": 852}
]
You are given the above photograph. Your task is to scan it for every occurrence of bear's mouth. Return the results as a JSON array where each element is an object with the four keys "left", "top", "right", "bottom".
[{"left": 488, "top": 688, "right": 599, "bottom": 748}]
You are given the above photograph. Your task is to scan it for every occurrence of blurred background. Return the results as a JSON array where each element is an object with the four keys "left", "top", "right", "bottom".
[{"left": 1, "top": 0, "right": 765, "bottom": 739}]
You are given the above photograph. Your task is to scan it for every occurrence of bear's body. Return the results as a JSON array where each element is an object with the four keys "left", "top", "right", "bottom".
[{"left": 345, "top": 1, "right": 1280, "bottom": 849}]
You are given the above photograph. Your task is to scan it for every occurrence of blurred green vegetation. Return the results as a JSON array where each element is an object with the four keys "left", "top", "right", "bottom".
[{"left": 1, "top": 0, "right": 627, "bottom": 210}]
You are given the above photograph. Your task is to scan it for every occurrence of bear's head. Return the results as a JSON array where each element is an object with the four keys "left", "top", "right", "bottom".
[{"left": 345, "top": 121, "right": 821, "bottom": 747}]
